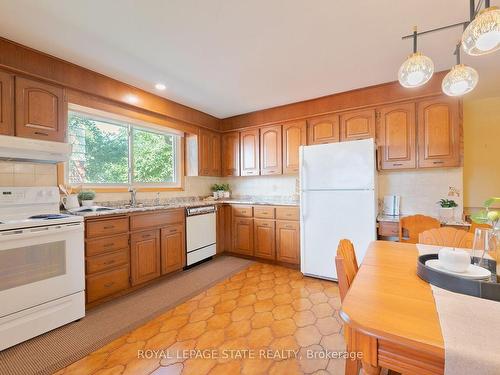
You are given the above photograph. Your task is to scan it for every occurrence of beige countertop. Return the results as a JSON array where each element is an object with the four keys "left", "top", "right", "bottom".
[
  {"left": 67, "top": 197, "right": 299, "bottom": 218},
  {"left": 377, "top": 214, "right": 470, "bottom": 226}
]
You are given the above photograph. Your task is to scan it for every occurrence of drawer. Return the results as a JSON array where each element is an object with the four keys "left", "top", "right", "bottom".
[
  {"left": 161, "top": 223, "right": 184, "bottom": 235},
  {"left": 254, "top": 206, "right": 275, "bottom": 219},
  {"left": 86, "top": 217, "right": 129, "bottom": 238},
  {"left": 378, "top": 221, "right": 399, "bottom": 237},
  {"left": 130, "top": 209, "right": 184, "bottom": 231},
  {"left": 86, "top": 265, "right": 130, "bottom": 303},
  {"left": 86, "top": 234, "right": 129, "bottom": 257},
  {"left": 275, "top": 206, "right": 299, "bottom": 221},
  {"left": 232, "top": 205, "right": 253, "bottom": 218},
  {"left": 86, "top": 249, "right": 129, "bottom": 275}
]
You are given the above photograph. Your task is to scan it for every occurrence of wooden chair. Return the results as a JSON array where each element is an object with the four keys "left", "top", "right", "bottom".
[
  {"left": 399, "top": 214, "right": 440, "bottom": 243},
  {"left": 335, "top": 239, "right": 360, "bottom": 375},
  {"left": 335, "top": 239, "right": 359, "bottom": 302},
  {"left": 469, "top": 222, "right": 492, "bottom": 234},
  {"left": 419, "top": 227, "right": 474, "bottom": 248}
]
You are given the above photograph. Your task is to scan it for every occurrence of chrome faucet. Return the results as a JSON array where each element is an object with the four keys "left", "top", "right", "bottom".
[{"left": 128, "top": 187, "right": 137, "bottom": 207}]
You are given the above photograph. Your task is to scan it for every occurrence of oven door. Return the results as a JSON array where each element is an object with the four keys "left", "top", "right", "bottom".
[{"left": 0, "top": 222, "right": 84, "bottom": 318}]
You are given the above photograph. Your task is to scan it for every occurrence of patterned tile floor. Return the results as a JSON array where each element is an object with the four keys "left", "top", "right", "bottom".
[{"left": 56, "top": 263, "right": 346, "bottom": 375}]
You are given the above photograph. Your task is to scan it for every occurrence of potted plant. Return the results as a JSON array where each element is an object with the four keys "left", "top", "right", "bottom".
[
  {"left": 221, "top": 183, "right": 231, "bottom": 198},
  {"left": 78, "top": 190, "right": 96, "bottom": 207},
  {"left": 471, "top": 197, "right": 500, "bottom": 229},
  {"left": 211, "top": 184, "right": 223, "bottom": 199},
  {"left": 438, "top": 199, "right": 458, "bottom": 222}
]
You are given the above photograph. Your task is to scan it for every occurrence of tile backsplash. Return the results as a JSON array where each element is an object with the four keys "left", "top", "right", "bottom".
[
  {"left": 0, "top": 161, "right": 57, "bottom": 187},
  {"left": 378, "top": 167, "right": 464, "bottom": 218}
]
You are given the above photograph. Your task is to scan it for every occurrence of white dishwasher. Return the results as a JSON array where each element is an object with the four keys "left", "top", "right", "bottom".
[{"left": 186, "top": 205, "right": 217, "bottom": 266}]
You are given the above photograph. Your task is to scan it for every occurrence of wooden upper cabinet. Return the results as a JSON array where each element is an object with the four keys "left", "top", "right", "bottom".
[
  {"left": 378, "top": 103, "right": 416, "bottom": 170},
  {"left": 160, "top": 224, "right": 185, "bottom": 275},
  {"left": 340, "top": 109, "right": 375, "bottom": 141},
  {"left": 282, "top": 120, "right": 306, "bottom": 174},
  {"left": 130, "top": 230, "right": 161, "bottom": 286},
  {"left": 260, "top": 125, "right": 282, "bottom": 175},
  {"left": 0, "top": 70, "right": 14, "bottom": 135},
  {"left": 15, "top": 77, "right": 66, "bottom": 142},
  {"left": 221, "top": 132, "right": 240, "bottom": 176},
  {"left": 198, "top": 129, "right": 221, "bottom": 176},
  {"left": 417, "top": 98, "right": 460, "bottom": 168},
  {"left": 307, "top": 115, "right": 339, "bottom": 145},
  {"left": 198, "top": 128, "right": 212, "bottom": 176},
  {"left": 210, "top": 132, "right": 221, "bottom": 176},
  {"left": 240, "top": 128, "right": 260, "bottom": 176}
]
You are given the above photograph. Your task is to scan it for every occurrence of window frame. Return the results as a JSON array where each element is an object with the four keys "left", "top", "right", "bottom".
[{"left": 65, "top": 105, "right": 183, "bottom": 191}]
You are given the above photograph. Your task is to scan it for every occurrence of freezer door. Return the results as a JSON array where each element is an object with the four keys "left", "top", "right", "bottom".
[
  {"left": 300, "top": 139, "right": 375, "bottom": 191},
  {"left": 300, "top": 190, "right": 376, "bottom": 280}
]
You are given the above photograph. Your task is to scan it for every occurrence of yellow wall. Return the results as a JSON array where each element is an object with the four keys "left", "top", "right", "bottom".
[{"left": 463, "top": 97, "right": 500, "bottom": 208}]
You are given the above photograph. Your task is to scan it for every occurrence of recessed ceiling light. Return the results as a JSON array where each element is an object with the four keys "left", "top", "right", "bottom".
[{"left": 155, "top": 83, "right": 166, "bottom": 91}]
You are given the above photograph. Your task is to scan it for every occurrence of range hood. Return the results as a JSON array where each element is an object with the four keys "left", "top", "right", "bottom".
[{"left": 0, "top": 135, "right": 71, "bottom": 163}]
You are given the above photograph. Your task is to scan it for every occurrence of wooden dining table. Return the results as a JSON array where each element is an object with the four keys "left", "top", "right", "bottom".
[{"left": 339, "top": 240, "right": 445, "bottom": 375}]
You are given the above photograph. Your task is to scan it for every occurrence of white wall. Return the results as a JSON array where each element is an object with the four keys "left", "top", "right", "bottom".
[{"left": 378, "top": 168, "right": 463, "bottom": 217}]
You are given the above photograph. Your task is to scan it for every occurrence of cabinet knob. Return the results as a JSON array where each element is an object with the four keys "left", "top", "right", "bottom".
[
  {"left": 392, "top": 163, "right": 403, "bottom": 166},
  {"left": 104, "top": 282, "right": 115, "bottom": 288},
  {"left": 433, "top": 161, "right": 444, "bottom": 164},
  {"left": 103, "top": 225, "right": 115, "bottom": 230}
]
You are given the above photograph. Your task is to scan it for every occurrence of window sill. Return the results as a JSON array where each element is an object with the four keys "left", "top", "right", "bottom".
[{"left": 70, "top": 186, "right": 184, "bottom": 193}]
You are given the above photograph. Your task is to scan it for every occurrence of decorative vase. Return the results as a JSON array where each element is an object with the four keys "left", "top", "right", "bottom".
[
  {"left": 439, "top": 207, "right": 454, "bottom": 222},
  {"left": 223, "top": 191, "right": 230, "bottom": 198},
  {"left": 81, "top": 200, "right": 94, "bottom": 207}
]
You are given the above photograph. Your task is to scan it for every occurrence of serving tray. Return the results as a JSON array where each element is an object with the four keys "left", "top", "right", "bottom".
[{"left": 417, "top": 254, "right": 500, "bottom": 302}]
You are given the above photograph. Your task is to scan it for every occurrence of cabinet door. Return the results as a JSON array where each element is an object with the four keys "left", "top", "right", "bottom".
[
  {"left": 282, "top": 120, "right": 306, "bottom": 174},
  {"left": 307, "top": 115, "right": 339, "bottom": 144},
  {"left": 276, "top": 221, "right": 300, "bottom": 264},
  {"left": 131, "top": 230, "right": 161, "bottom": 285},
  {"left": 210, "top": 132, "right": 221, "bottom": 176},
  {"left": 254, "top": 219, "right": 276, "bottom": 260},
  {"left": 417, "top": 98, "right": 460, "bottom": 168},
  {"left": 221, "top": 132, "right": 240, "bottom": 176},
  {"left": 198, "top": 128, "right": 212, "bottom": 176},
  {"left": 240, "top": 128, "right": 260, "bottom": 176},
  {"left": 217, "top": 205, "right": 232, "bottom": 253},
  {"left": 232, "top": 217, "right": 254, "bottom": 256},
  {"left": 15, "top": 77, "right": 66, "bottom": 142},
  {"left": 0, "top": 70, "right": 14, "bottom": 135},
  {"left": 161, "top": 224, "right": 185, "bottom": 274},
  {"left": 378, "top": 103, "right": 416, "bottom": 170},
  {"left": 340, "top": 109, "right": 375, "bottom": 141},
  {"left": 260, "top": 125, "right": 282, "bottom": 175}
]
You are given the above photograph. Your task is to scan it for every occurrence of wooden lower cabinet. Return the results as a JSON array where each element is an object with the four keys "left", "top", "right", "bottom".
[
  {"left": 217, "top": 204, "right": 232, "bottom": 253},
  {"left": 86, "top": 265, "right": 130, "bottom": 304},
  {"left": 130, "top": 229, "right": 161, "bottom": 286},
  {"left": 232, "top": 217, "right": 254, "bottom": 256},
  {"left": 276, "top": 220, "right": 300, "bottom": 264},
  {"left": 254, "top": 219, "right": 275, "bottom": 260},
  {"left": 160, "top": 224, "right": 185, "bottom": 274}
]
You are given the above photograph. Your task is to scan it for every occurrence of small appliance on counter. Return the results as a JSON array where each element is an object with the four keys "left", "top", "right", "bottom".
[{"left": 383, "top": 195, "right": 401, "bottom": 216}]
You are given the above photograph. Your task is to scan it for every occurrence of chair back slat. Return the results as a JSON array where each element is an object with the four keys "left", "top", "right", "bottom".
[
  {"left": 469, "top": 222, "right": 492, "bottom": 233},
  {"left": 419, "top": 227, "right": 474, "bottom": 248},
  {"left": 399, "top": 214, "right": 441, "bottom": 243},
  {"left": 335, "top": 239, "right": 359, "bottom": 302}
]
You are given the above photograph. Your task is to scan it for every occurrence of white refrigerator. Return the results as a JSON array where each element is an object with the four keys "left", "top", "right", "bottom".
[{"left": 300, "top": 138, "right": 377, "bottom": 280}]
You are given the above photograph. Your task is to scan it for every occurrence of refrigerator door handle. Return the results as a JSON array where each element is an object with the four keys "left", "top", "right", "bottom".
[{"left": 301, "top": 192, "right": 306, "bottom": 220}]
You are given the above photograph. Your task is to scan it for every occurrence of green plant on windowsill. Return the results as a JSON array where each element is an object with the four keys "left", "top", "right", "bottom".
[
  {"left": 77, "top": 190, "right": 96, "bottom": 201},
  {"left": 438, "top": 199, "right": 458, "bottom": 208}
]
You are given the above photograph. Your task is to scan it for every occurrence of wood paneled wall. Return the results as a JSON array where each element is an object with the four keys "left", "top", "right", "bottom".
[
  {"left": 0, "top": 37, "right": 219, "bottom": 131},
  {"left": 220, "top": 71, "right": 448, "bottom": 131}
]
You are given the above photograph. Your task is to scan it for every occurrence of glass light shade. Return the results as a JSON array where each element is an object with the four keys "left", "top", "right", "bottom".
[
  {"left": 462, "top": 6, "right": 500, "bottom": 56},
  {"left": 398, "top": 52, "right": 434, "bottom": 88},
  {"left": 442, "top": 64, "right": 479, "bottom": 96}
]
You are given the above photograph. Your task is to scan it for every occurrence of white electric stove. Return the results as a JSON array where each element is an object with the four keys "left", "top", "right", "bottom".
[{"left": 0, "top": 187, "right": 85, "bottom": 351}]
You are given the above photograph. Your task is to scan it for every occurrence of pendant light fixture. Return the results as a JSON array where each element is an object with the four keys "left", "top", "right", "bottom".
[
  {"left": 462, "top": 1, "right": 500, "bottom": 56},
  {"left": 442, "top": 43, "right": 479, "bottom": 96},
  {"left": 398, "top": 26, "right": 434, "bottom": 88}
]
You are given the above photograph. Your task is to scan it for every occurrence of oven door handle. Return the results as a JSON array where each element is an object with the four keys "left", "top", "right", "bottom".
[{"left": 0, "top": 223, "right": 83, "bottom": 241}]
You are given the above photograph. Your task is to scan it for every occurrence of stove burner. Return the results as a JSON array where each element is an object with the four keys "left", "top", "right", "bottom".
[{"left": 28, "top": 214, "right": 69, "bottom": 220}]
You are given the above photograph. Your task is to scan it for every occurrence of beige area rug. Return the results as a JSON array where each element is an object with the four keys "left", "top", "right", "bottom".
[{"left": 0, "top": 256, "right": 254, "bottom": 375}]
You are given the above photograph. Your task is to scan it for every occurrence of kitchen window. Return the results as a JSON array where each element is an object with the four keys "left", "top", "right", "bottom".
[{"left": 67, "top": 109, "right": 181, "bottom": 188}]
